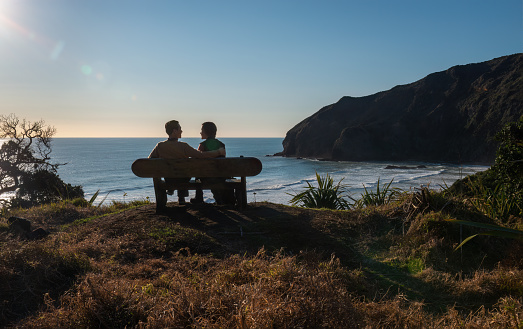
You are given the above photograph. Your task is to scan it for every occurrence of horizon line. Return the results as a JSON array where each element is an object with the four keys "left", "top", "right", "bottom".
[{"left": 52, "top": 136, "right": 285, "bottom": 139}]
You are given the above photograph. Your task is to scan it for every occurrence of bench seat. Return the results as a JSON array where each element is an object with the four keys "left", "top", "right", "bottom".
[{"left": 132, "top": 157, "right": 262, "bottom": 212}]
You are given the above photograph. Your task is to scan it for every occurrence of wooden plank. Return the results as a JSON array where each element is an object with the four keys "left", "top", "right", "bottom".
[
  {"left": 132, "top": 157, "right": 262, "bottom": 178},
  {"left": 163, "top": 180, "right": 243, "bottom": 190}
]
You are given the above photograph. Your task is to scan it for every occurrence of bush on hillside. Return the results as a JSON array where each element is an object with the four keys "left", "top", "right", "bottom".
[
  {"left": 9, "top": 170, "right": 84, "bottom": 208},
  {"left": 448, "top": 116, "right": 523, "bottom": 220},
  {"left": 0, "top": 114, "right": 84, "bottom": 208}
]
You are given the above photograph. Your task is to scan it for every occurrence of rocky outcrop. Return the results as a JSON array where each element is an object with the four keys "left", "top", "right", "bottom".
[{"left": 280, "top": 54, "right": 523, "bottom": 163}]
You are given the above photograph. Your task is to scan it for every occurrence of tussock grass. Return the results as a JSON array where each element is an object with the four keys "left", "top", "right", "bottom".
[
  {"left": 19, "top": 251, "right": 361, "bottom": 328},
  {"left": 355, "top": 295, "right": 522, "bottom": 328},
  {"left": 0, "top": 240, "right": 90, "bottom": 327}
]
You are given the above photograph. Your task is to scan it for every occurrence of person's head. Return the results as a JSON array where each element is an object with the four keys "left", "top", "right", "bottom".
[
  {"left": 200, "top": 122, "right": 217, "bottom": 139},
  {"left": 165, "top": 120, "right": 181, "bottom": 138}
]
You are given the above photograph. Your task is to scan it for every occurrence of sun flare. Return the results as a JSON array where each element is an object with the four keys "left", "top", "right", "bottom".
[{"left": 0, "top": 0, "right": 13, "bottom": 16}]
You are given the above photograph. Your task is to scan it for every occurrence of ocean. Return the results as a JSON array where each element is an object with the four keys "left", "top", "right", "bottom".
[{"left": 44, "top": 138, "right": 489, "bottom": 206}]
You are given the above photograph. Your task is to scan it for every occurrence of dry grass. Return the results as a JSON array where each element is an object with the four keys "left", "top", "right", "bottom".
[
  {"left": 1, "top": 200, "right": 522, "bottom": 328},
  {"left": 18, "top": 251, "right": 360, "bottom": 328}
]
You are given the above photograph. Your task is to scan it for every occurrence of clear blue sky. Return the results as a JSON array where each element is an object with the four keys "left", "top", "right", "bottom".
[{"left": 1, "top": 0, "right": 521, "bottom": 137}]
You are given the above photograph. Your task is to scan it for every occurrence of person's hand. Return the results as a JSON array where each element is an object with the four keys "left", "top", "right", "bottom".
[{"left": 218, "top": 148, "right": 226, "bottom": 156}]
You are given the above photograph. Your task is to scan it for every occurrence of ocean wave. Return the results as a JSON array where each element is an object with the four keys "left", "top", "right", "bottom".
[
  {"left": 341, "top": 168, "right": 447, "bottom": 191},
  {"left": 249, "top": 179, "right": 311, "bottom": 192},
  {"left": 389, "top": 169, "right": 446, "bottom": 184}
]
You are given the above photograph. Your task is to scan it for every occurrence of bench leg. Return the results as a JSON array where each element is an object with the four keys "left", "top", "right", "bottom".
[
  {"left": 153, "top": 178, "right": 167, "bottom": 213},
  {"left": 237, "top": 176, "right": 247, "bottom": 209},
  {"left": 235, "top": 188, "right": 243, "bottom": 209}
]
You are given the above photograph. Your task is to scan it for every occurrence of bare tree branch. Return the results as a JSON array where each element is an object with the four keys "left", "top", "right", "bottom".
[{"left": 0, "top": 114, "right": 59, "bottom": 202}]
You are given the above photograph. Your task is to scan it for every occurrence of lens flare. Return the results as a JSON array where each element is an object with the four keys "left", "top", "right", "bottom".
[
  {"left": 50, "top": 40, "right": 65, "bottom": 60},
  {"left": 81, "top": 65, "right": 92, "bottom": 75}
]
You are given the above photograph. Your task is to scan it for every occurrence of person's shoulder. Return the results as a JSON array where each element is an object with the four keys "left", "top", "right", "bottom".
[
  {"left": 178, "top": 141, "right": 193, "bottom": 148},
  {"left": 206, "top": 138, "right": 225, "bottom": 149},
  {"left": 215, "top": 138, "right": 225, "bottom": 147}
]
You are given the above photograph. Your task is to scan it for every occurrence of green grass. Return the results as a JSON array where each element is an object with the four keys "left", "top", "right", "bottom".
[{"left": 150, "top": 225, "right": 222, "bottom": 255}]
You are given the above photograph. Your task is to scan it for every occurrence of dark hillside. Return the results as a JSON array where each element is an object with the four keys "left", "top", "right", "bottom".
[{"left": 281, "top": 53, "right": 523, "bottom": 163}]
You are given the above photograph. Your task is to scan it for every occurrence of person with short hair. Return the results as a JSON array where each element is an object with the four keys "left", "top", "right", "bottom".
[
  {"left": 198, "top": 122, "right": 223, "bottom": 152},
  {"left": 191, "top": 122, "right": 234, "bottom": 205},
  {"left": 149, "top": 120, "right": 224, "bottom": 204}
]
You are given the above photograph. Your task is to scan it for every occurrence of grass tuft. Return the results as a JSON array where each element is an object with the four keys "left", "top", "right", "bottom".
[
  {"left": 355, "top": 177, "right": 401, "bottom": 208},
  {"left": 288, "top": 172, "right": 352, "bottom": 210}
]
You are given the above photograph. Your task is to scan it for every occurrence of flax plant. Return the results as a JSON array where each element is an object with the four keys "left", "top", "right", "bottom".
[
  {"left": 288, "top": 172, "right": 351, "bottom": 210},
  {"left": 355, "top": 177, "right": 401, "bottom": 208},
  {"left": 466, "top": 179, "right": 522, "bottom": 221},
  {"left": 448, "top": 219, "right": 523, "bottom": 250}
]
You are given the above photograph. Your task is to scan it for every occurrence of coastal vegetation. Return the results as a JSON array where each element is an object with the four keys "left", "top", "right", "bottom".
[
  {"left": 0, "top": 114, "right": 84, "bottom": 209},
  {"left": 0, "top": 117, "right": 521, "bottom": 327},
  {"left": 288, "top": 172, "right": 351, "bottom": 210},
  {"left": 1, "top": 189, "right": 521, "bottom": 327}
]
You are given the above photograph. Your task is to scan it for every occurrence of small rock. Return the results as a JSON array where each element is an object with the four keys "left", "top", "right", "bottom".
[
  {"left": 385, "top": 165, "right": 428, "bottom": 170},
  {"left": 27, "top": 228, "right": 49, "bottom": 240},
  {"left": 8, "top": 217, "right": 31, "bottom": 232}
]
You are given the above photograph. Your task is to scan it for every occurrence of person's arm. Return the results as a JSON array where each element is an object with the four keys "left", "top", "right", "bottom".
[
  {"left": 219, "top": 141, "right": 226, "bottom": 157},
  {"left": 197, "top": 141, "right": 224, "bottom": 155},
  {"left": 148, "top": 145, "right": 159, "bottom": 158},
  {"left": 205, "top": 148, "right": 225, "bottom": 157},
  {"left": 182, "top": 143, "right": 224, "bottom": 158}
]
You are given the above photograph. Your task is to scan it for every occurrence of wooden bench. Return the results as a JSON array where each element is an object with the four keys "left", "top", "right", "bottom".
[{"left": 131, "top": 157, "right": 262, "bottom": 212}]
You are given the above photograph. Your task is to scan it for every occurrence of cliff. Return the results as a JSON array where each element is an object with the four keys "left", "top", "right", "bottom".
[{"left": 280, "top": 54, "right": 523, "bottom": 163}]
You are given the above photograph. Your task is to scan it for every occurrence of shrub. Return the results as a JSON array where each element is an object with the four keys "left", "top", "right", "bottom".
[
  {"left": 448, "top": 116, "right": 523, "bottom": 219},
  {"left": 0, "top": 114, "right": 84, "bottom": 209},
  {"left": 10, "top": 170, "right": 84, "bottom": 208}
]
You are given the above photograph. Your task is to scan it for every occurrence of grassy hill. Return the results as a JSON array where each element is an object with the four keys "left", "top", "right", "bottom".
[{"left": 1, "top": 197, "right": 521, "bottom": 328}]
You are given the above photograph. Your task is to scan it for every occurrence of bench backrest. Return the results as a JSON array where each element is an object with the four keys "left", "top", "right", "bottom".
[{"left": 132, "top": 157, "right": 262, "bottom": 178}]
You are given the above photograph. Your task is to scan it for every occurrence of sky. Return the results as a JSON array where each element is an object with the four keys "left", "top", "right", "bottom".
[{"left": 0, "top": 0, "right": 521, "bottom": 138}]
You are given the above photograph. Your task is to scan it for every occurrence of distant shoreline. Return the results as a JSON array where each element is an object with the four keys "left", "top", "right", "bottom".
[{"left": 272, "top": 153, "right": 493, "bottom": 167}]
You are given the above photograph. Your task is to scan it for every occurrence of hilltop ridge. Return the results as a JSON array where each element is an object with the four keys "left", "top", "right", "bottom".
[{"left": 280, "top": 53, "right": 523, "bottom": 163}]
